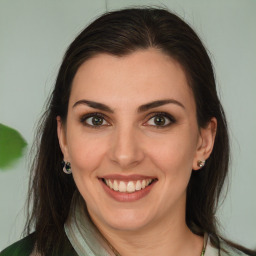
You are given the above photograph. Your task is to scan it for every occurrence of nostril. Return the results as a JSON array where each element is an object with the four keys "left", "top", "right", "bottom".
[{"left": 109, "top": 145, "right": 145, "bottom": 169}]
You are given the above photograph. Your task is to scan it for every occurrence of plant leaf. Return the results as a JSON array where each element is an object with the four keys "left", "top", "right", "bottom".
[{"left": 0, "top": 123, "right": 27, "bottom": 170}]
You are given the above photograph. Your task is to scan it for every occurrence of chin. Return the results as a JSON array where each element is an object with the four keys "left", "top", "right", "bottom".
[{"left": 98, "top": 208, "right": 154, "bottom": 232}]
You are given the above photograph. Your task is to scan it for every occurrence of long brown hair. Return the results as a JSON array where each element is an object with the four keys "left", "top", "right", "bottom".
[{"left": 24, "top": 7, "right": 255, "bottom": 255}]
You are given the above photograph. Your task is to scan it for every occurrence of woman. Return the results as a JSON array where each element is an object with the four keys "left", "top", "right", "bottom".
[{"left": 1, "top": 7, "right": 255, "bottom": 256}]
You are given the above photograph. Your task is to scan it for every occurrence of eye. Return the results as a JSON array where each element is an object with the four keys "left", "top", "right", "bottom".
[
  {"left": 145, "top": 113, "right": 175, "bottom": 127},
  {"left": 80, "top": 113, "right": 109, "bottom": 128}
]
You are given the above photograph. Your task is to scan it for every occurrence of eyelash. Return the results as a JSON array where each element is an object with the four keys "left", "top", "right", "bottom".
[
  {"left": 80, "top": 112, "right": 176, "bottom": 129},
  {"left": 144, "top": 112, "right": 176, "bottom": 128},
  {"left": 80, "top": 112, "right": 108, "bottom": 129}
]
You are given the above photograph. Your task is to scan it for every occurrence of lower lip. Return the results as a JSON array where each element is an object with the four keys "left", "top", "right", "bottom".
[{"left": 100, "top": 179, "right": 156, "bottom": 202}]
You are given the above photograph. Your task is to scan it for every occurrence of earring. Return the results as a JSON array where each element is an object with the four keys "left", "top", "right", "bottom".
[
  {"left": 197, "top": 160, "right": 205, "bottom": 168},
  {"left": 62, "top": 161, "right": 72, "bottom": 174}
]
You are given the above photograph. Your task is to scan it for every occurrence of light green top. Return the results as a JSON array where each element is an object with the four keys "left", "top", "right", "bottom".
[{"left": 205, "top": 237, "right": 248, "bottom": 256}]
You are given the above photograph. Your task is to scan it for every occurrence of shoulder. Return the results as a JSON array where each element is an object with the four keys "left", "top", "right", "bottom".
[
  {"left": 205, "top": 236, "right": 252, "bottom": 256},
  {"left": 0, "top": 233, "right": 78, "bottom": 256},
  {"left": 0, "top": 233, "right": 35, "bottom": 256},
  {"left": 220, "top": 241, "right": 251, "bottom": 256}
]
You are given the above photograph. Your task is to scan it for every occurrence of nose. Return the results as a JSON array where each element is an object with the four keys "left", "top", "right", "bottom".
[{"left": 108, "top": 125, "right": 145, "bottom": 169}]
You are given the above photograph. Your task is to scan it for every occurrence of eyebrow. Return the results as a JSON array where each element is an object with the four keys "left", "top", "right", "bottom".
[
  {"left": 138, "top": 99, "right": 185, "bottom": 112},
  {"left": 72, "top": 99, "right": 185, "bottom": 113},
  {"left": 73, "top": 100, "right": 114, "bottom": 113}
]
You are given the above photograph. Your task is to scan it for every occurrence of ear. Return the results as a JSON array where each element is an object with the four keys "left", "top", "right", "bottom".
[
  {"left": 56, "top": 116, "right": 70, "bottom": 161},
  {"left": 192, "top": 117, "right": 217, "bottom": 170}
]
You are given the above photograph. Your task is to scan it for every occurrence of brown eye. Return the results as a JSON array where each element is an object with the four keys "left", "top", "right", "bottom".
[
  {"left": 81, "top": 113, "right": 109, "bottom": 127},
  {"left": 91, "top": 116, "right": 104, "bottom": 126},
  {"left": 153, "top": 116, "right": 167, "bottom": 126},
  {"left": 145, "top": 113, "right": 175, "bottom": 128}
]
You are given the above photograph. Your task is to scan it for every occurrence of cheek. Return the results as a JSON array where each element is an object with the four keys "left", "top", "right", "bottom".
[
  {"left": 151, "top": 133, "right": 197, "bottom": 206},
  {"left": 66, "top": 129, "right": 108, "bottom": 174},
  {"left": 148, "top": 128, "right": 198, "bottom": 178},
  {"left": 66, "top": 133, "right": 108, "bottom": 203}
]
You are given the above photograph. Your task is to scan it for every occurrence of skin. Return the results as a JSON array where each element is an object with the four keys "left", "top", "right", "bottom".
[{"left": 57, "top": 48, "right": 216, "bottom": 256}]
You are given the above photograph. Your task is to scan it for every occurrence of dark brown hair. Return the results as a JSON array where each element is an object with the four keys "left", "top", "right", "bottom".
[{"left": 24, "top": 7, "right": 255, "bottom": 255}]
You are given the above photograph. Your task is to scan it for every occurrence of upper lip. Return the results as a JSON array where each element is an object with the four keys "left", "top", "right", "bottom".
[{"left": 99, "top": 174, "right": 157, "bottom": 181}]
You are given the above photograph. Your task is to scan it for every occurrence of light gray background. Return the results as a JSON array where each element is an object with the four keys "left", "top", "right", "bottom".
[{"left": 0, "top": 0, "right": 255, "bottom": 251}]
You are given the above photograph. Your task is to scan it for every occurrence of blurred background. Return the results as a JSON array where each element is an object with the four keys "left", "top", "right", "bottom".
[{"left": 0, "top": 0, "right": 255, "bottom": 251}]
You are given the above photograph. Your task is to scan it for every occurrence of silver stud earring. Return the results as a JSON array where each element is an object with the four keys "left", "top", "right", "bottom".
[
  {"left": 62, "top": 161, "right": 72, "bottom": 174},
  {"left": 197, "top": 160, "right": 206, "bottom": 168}
]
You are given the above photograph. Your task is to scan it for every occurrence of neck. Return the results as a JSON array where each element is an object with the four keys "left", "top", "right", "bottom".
[
  {"left": 108, "top": 225, "right": 201, "bottom": 256},
  {"left": 91, "top": 209, "right": 204, "bottom": 256}
]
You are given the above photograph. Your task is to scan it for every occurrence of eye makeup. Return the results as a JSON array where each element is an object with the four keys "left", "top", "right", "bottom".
[
  {"left": 79, "top": 111, "right": 177, "bottom": 130},
  {"left": 79, "top": 112, "right": 110, "bottom": 129},
  {"left": 143, "top": 112, "right": 176, "bottom": 128}
]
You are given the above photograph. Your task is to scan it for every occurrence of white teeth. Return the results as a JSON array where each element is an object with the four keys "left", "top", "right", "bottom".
[
  {"left": 113, "top": 180, "right": 118, "bottom": 191},
  {"left": 109, "top": 180, "right": 113, "bottom": 189},
  {"left": 104, "top": 179, "right": 153, "bottom": 193},
  {"left": 141, "top": 180, "right": 146, "bottom": 189},
  {"left": 127, "top": 181, "right": 135, "bottom": 193},
  {"left": 135, "top": 180, "right": 142, "bottom": 190},
  {"left": 119, "top": 181, "right": 126, "bottom": 192}
]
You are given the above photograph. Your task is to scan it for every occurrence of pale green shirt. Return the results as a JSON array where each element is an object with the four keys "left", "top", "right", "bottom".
[{"left": 205, "top": 236, "right": 248, "bottom": 256}]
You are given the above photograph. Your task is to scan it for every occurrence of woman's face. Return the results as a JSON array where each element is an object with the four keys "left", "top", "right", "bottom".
[{"left": 58, "top": 48, "right": 215, "bottom": 233}]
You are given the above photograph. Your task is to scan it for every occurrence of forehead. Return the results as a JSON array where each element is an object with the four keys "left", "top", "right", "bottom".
[{"left": 70, "top": 48, "right": 195, "bottom": 111}]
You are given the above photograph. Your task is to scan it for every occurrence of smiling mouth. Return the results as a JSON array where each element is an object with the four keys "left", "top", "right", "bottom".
[{"left": 101, "top": 178, "right": 157, "bottom": 193}]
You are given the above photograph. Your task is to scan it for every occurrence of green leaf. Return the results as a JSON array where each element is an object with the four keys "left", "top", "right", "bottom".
[{"left": 0, "top": 123, "right": 27, "bottom": 170}]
